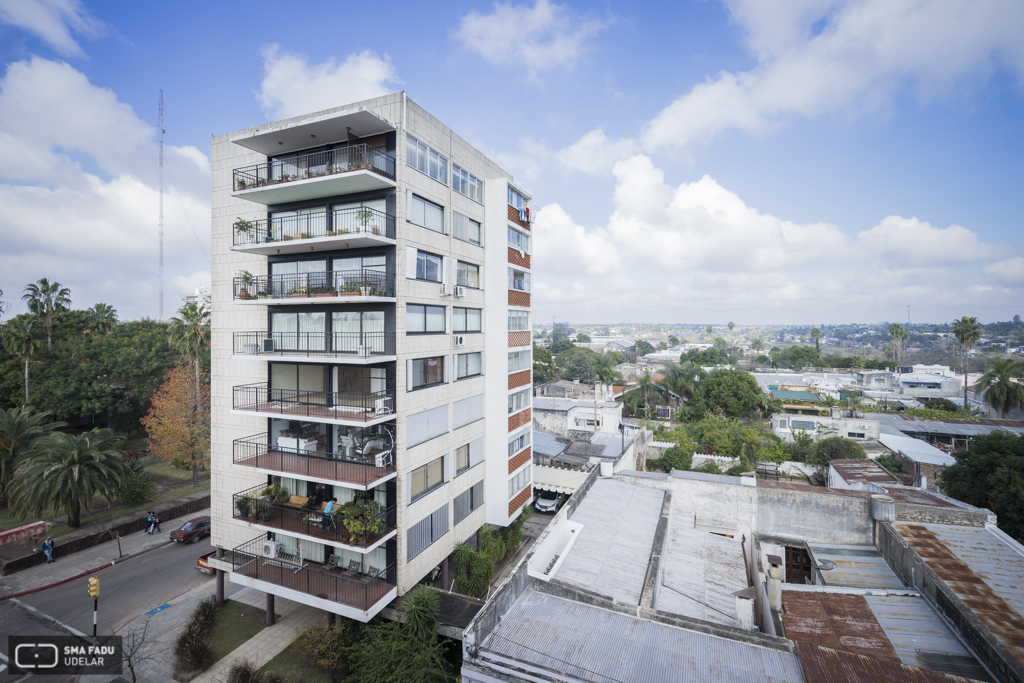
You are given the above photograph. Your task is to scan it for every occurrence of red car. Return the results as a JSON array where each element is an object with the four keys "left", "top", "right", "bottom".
[
  {"left": 170, "top": 516, "right": 211, "bottom": 544},
  {"left": 196, "top": 550, "right": 216, "bottom": 575}
]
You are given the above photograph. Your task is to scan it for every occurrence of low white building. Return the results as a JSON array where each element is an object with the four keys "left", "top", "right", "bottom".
[
  {"left": 770, "top": 409, "right": 880, "bottom": 443},
  {"left": 532, "top": 396, "right": 623, "bottom": 437}
]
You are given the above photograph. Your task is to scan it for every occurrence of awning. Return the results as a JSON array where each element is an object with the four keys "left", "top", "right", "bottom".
[{"left": 532, "top": 465, "right": 590, "bottom": 495}]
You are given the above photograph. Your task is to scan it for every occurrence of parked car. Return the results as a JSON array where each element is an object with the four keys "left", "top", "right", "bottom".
[
  {"left": 534, "top": 489, "right": 564, "bottom": 513},
  {"left": 170, "top": 516, "right": 211, "bottom": 544},
  {"left": 196, "top": 550, "right": 216, "bottom": 575}
]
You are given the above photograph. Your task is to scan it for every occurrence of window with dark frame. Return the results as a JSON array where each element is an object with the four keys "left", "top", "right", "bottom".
[
  {"left": 415, "top": 251, "right": 443, "bottom": 282},
  {"left": 410, "top": 356, "right": 445, "bottom": 390},
  {"left": 407, "top": 304, "right": 445, "bottom": 334},
  {"left": 411, "top": 456, "right": 445, "bottom": 500},
  {"left": 453, "top": 307, "right": 482, "bottom": 333}
]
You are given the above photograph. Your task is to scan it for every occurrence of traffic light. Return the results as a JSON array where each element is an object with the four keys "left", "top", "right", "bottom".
[{"left": 87, "top": 577, "right": 100, "bottom": 599}]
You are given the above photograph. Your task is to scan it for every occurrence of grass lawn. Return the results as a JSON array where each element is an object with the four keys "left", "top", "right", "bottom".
[
  {"left": 209, "top": 600, "right": 269, "bottom": 663},
  {"left": 145, "top": 460, "right": 200, "bottom": 480},
  {"left": 257, "top": 642, "right": 332, "bottom": 683}
]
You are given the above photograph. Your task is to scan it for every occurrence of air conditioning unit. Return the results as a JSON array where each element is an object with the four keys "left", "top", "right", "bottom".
[
  {"left": 454, "top": 285, "right": 466, "bottom": 298},
  {"left": 439, "top": 283, "right": 451, "bottom": 297},
  {"left": 263, "top": 339, "right": 275, "bottom": 353},
  {"left": 357, "top": 345, "right": 368, "bottom": 358},
  {"left": 261, "top": 540, "right": 280, "bottom": 559},
  {"left": 453, "top": 335, "right": 466, "bottom": 347}
]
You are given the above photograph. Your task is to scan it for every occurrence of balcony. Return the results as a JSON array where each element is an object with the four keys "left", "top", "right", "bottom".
[
  {"left": 232, "top": 207, "right": 396, "bottom": 256},
  {"left": 233, "top": 331, "right": 396, "bottom": 363},
  {"left": 232, "top": 144, "right": 396, "bottom": 205},
  {"left": 229, "top": 536, "right": 396, "bottom": 620},
  {"left": 232, "top": 484, "right": 396, "bottom": 551},
  {"left": 234, "top": 269, "right": 395, "bottom": 305},
  {"left": 233, "top": 433, "right": 395, "bottom": 490},
  {"left": 232, "top": 383, "right": 395, "bottom": 426}
]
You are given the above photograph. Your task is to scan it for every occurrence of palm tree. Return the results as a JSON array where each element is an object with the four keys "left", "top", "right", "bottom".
[
  {"left": 810, "top": 327, "right": 822, "bottom": 353},
  {"left": 624, "top": 371, "right": 665, "bottom": 419},
  {"left": 1, "top": 315, "right": 45, "bottom": 403},
  {"left": 887, "top": 323, "right": 909, "bottom": 367},
  {"left": 952, "top": 316, "right": 983, "bottom": 405},
  {"left": 169, "top": 303, "right": 211, "bottom": 395},
  {"left": 728, "top": 321, "right": 735, "bottom": 331},
  {"left": 705, "top": 325, "right": 713, "bottom": 337},
  {"left": 0, "top": 407, "right": 64, "bottom": 508},
  {"left": 11, "top": 429, "right": 131, "bottom": 528},
  {"left": 975, "top": 359, "right": 1024, "bottom": 418},
  {"left": 22, "top": 278, "right": 71, "bottom": 348},
  {"left": 658, "top": 362, "right": 705, "bottom": 403},
  {"left": 0, "top": 287, "right": 9, "bottom": 320},
  {"left": 756, "top": 394, "right": 783, "bottom": 419},
  {"left": 86, "top": 303, "right": 118, "bottom": 334},
  {"left": 751, "top": 338, "right": 764, "bottom": 354},
  {"left": 593, "top": 353, "right": 623, "bottom": 385}
]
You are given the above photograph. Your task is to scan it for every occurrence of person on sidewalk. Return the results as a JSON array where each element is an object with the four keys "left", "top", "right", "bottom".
[
  {"left": 153, "top": 513, "right": 162, "bottom": 533},
  {"left": 41, "top": 537, "right": 55, "bottom": 563},
  {"left": 146, "top": 511, "right": 154, "bottom": 534}
]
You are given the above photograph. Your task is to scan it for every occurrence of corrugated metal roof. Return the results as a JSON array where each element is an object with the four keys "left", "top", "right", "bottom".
[
  {"left": 555, "top": 478, "right": 664, "bottom": 605},
  {"left": 781, "top": 591, "right": 898, "bottom": 659},
  {"left": 831, "top": 459, "right": 899, "bottom": 484},
  {"left": 533, "top": 430, "right": 567, "bottom": 457},
  {"left": 772, "top": 390, "right": 821, "bottom": 401},
  {"left": 864, "top": 413, "right": 1024, "bottom": 438},
  {"left": 533, "top": 465, "right": 589, "bottom": 494},
  {"left": 878, "top": 433, "right": 956, "bottom": 466},
  {"left": 796, "top": 642, "right": 984, "bottom": 683},
  {"left": 656, "top": 525, "right": 746, "bottom": 627},
  {"left": 807, "top": 543, "right": 905, "bottom": 589},
  {"left": 895, "top": 522, "right": 1024, "bottom": 667},
  {"left": 481, "top": 589, "right": 806, "bottom": 683}
]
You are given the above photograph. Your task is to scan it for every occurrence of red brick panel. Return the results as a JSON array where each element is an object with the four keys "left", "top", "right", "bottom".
[
  {"left": 508, "top": 408, "right": 531, "bottom": 432},
  {"left": 507, "top": 247, "right": 531, "bottom": 269},
  {"left": 508, "top": 330, "right": 531, "bottom": 348},
  {"left": 507, "top": 204, "right": 531, "bottom": 231},
  {"left": 508, "top": 290, "right": 531, "bottom": 307},
  {"left": 508, "top": 485, "right": 532, "bottom": 517},
  {"left": 508, "top": 370, "right": 531, "bottom": 390},
  {"left": 508, "top": 448, "right": 531, "bottom": 474}
]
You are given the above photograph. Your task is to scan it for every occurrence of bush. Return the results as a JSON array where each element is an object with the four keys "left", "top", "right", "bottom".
[
  {"left": 646, "top": 445, "right": 693, "bottom": 473},
  {"left": 294, "top": 620, "right": 357, "bottom": 678},
  {"left": 174, "top": 597, "right": 217, "bottom": 676},
  {"left": 226, "top": 659, "right": 259, "bottom": 683},
  {"left": 876, "top": 453, "right": 902, "bottom": 473},
  {"left": 812, "top": 437, "right": 866, "bottom": 467},
  {"left": 120, "top": 470, "right": 156, "bottom": 505}
]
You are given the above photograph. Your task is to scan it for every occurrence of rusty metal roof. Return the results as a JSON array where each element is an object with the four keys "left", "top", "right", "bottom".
[
  {"left": 895, "top": 522, "right": 1024, "bottom": 667},
  {"left": 796, "top": 642, "right": 986, "bottom": 683},
  {"left": 831, "top": 458, "right": 899, "bottom": 484},
  {"left": 781, "top": 591, "right": 898, "bottom": 659}
]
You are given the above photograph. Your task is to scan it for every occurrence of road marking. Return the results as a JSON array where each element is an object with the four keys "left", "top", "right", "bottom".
[
  {"left": 146, "top": 604, "right": 171, "bottom": 615},
  {"left": 11, "top": 598, "right": 87, "bottom": 637}
]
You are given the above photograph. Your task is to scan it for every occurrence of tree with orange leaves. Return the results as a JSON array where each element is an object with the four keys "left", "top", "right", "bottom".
[{"left": 142, "top": 361, "right": 209, "bottom": 487}]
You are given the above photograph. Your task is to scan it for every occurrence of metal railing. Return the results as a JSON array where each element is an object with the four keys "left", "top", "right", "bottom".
[
  {"left": 232, "top": 144, "right": 395, "bottom": 191},
  {"left": 233, "top": 269, "right": 395, "bottom": 300},
  {"left": 232, "top": 483, "right": 396, "bottom": 548},
  {"left": 230, "top": 535, "right": 396, "bottom": 611},
  {"left": 233, "top": 383, "right": 394, "bottom": 422},
  {"left": 233, "top": 207, "right": 396, "bottom": 247},
  {"left": 233, "top": 331, "right": 396, "bottom": 358},
  {"left": 233, "top": 433, "right": 395, "bottom": 487}
]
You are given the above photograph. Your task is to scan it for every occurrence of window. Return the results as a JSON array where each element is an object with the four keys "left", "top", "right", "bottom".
[
  {"left": 456, "top": 352, "right": 482, "bottom": 380},
  {"left": 576, "top": 418, "right": 601, "bottom": 427},
  {"left": 453, "top": 307, "right": 482, "bottom": 333},
  {"left": 452, "top": 164, "right": 483, "bottom": 203},
  {"left": 454, "top": 482, "right": 484, "bottom": 525},
  {"left": 406, "top": 134, "right": 448, "bottom": 185},
  {"left": 778, "top": 419, "right": 788, "bottom": 429},
  {"left": 407, "top": 304, "right": 445, "bottom": 334},
  {"left": 271, "top": 312, "right": 326, "bottom": 351},
  {"left": 508, "top": 431, "right": 530, "bottom": 457},
  {"left": 409, "top": 195, "right": 444, "bottom": 234},
  {"left": 453, "top": 212, "right": 482, "bottom": 246},
  {"left": 508, "top": 268, "right": 530, "bottom": 292},
  {"left": 508, "top": 465, "right": 531, "bottom": 500},
  {"left": 456, "top": 261, "right": 480, "bottom": 289},
  {"left": 847, "top": 432, "right": 866, "bottom": 439},
  {"left": 508, "top": 388, "right": 530, "bottom": 414},
  {"left": 792, "top": 420, "right": 816, "bottom": 431},
  {"left": 508, "top": 187, "right": 527, "bottom": 210},
  {"left": 270, "top": 206, "right": 327, "bottom": 240},
  {"left": 508, "top": 228, "right": 530, "bottom": 254},
  {"left": 410, "top": 456, "right": 446, "bottom": 500},
  {"left": 508, "top": 310, "right": 530, "bottom": 331},
  {"left": 415, "top": 251, "right": 443, "bottom": 282},
  {"left": 455, "top": 444, "right": 470, "bottom": 474},
  {"left": 508, "top": 350, "right": 531, "bottom": 372},
  {"left": 410, "top": 356, "right": 445, "bottom": 390},
  {"left": 334, "top": 254, "right": 386, "bottom": 274},
  {"left": 407, "top": 503, "right": 449, "bottom": 559}
]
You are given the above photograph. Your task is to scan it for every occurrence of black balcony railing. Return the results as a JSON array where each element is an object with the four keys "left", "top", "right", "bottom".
[
  {"left": 232, "top": 144, "right": 395, "bottom": 192},
  {"left": 230, "top": 535, "right": 396, "bottom": 611},
  {"left": 233, "top": 383, "right": 394, "bottom": 422},
  {"left": 232, "top": 483, "right": 396, "bottom": 549},
  {"left": 233, "top": 331, "right": 396, "bottom": 358},
  {"left": 233, "top": 433, "right": 394, "bottom": 487},
  {"left": 233, "top": 207, "right": 396, "bottom": 247},
  {"left": 234, "top": 269, "right": 395, "bottom": 300}
]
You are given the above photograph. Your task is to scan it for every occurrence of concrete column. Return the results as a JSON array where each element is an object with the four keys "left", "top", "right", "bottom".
[
  {"left": 215, "top": 548, "right": 224, "bottom": 608},
  {"left": 441, "top": 557, "right": 449, "bottom": 591},
  {"left": 327, "top": 612, "right": 335, "bottom": 628},
  {"left": 266, "top": 593, "right": 275, "bottom": 626}
]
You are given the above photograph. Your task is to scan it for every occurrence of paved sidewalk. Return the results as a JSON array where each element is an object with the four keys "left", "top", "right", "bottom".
[{"left": 0, "top": 507, "right": 211, "bottom": 598}]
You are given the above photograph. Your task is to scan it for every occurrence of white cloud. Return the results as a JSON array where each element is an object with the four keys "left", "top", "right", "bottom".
[
  {"left": 856, "top": 216, "right": 997, "bottom": 266},
  {"left": 0, "top": 0, "right": 102, "bottom": 57},
  {"left": 256, "top": 45, "right": 400, "bottom": 120},
  {"left": 985, "top": 257, "right": 1024, "bottom": 284},
  {"left": 0, "top": 57, "right": 210, "bottom": 320},
  {"left": 454, "top": 0, "right": 606, "bottom": 79},
  {"left": 641, "top": 0, "right": 1024, "bottom": 150},
  {"left": 558, "top": 129, "right": 637, "bottom": 175}
]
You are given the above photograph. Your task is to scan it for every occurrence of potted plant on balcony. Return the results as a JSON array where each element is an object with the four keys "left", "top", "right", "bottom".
[
  {"left": 236, "top": 178, "right": 247, "bottom": 191},
  {"left": 337, "top": 282, "right": 360, "bottom": 297},
  {"left": 356, "top": 207, "right": 374, "bottom": 234},
  {"left": 234, "top": 217, "right": 255, "bottom": 240},
  {"left": 289, "top": 286, "right": 308, "bottom": 298},
  {"left": 310, "top": 284, "right": 335, "bottom": 298},
  {"left": 343, "top": 500, "right": 386, "bottom": 544},
  {"left": 235, "top": 496, "right": 252, "bottom": 518},
  {"left": 236, "top": 270, "right": 256, "bottom": 300}
]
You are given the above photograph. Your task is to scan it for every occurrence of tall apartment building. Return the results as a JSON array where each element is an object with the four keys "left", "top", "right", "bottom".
[{"left": 208, "top": 94, "right": 534, "bottom": 622}]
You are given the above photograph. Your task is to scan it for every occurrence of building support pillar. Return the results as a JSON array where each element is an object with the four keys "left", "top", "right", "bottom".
[
  {"left": 441, "top": 557, "right": 449, "bottom": 591},
  {"left": 266, "top": 593, "right": 275, "bottom": 626},
  {"left": 215, "top": 548, "right": 225, "bottom": 608},
  {"left": 327, "top": 611, "right": 336, "bottom": 628}
]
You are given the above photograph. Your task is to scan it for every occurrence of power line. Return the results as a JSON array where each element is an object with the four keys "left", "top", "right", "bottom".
[
  {"left": 162, "top": 154, "right": 210, "bottom": 266},
  {"left": 661, "top": 582, "right": 735, "bottom": 620},
  {"left": 158, "top": 90, "right": 164, "bottom": 320},
  {"left": 479, "top": 627, "right": 627, "bottom": 683}
]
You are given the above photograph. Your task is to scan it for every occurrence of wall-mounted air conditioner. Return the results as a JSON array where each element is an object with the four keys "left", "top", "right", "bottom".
[
  {"left": 261, "top": 540, "right": 280, "bottom": 559},
  {"left": 453, "top": 335, "right": 466, "bottom": 347},
  {"left": 440, "top": 283, "right": 451, "bottom": 297},
  {"left": 454, "top": 285, "right": 466, "bottom": 297}
]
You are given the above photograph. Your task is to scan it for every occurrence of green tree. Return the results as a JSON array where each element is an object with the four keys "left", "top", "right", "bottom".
[
  {"left": 887, "top": 323, "right": 909, "bottom": 367},
  {"left": 705, "top": 326, "right": 713, "bottom": 337},
  {"left": 86, "top": 303, "right": 118, "bottom": 334},
  {"left": 657, "top": 361, "right": 705, "bottom": 403},
  {"left": 169, "top": 303, "right": 210, "bottom": 398},
  {"left": 22, "top": 278, "right": 71, "bottom": 348},
  {"left": 576, "top": 333, "right": 591, "bottom": 343},
  {"left": 668, "top": 335, "right": 680, "bottom": 347},
  {"left": 561, "top": 352, "right": 595, "bottom": 383},
  {"left": 401, "top": 585, "right": 440, "bottom": 643},
  {"left": 646, "top": 444, "right": 694, "bottom": 473},
  {"left": 11, "top": 429, "right": 131, "bottom": 528},
  {"left": 728, "top": 321, "right": 735, "bottom": 331},
  {"left": 809, "top": 437, "right": 866, "bottom": 470},
  {"left": 623, "top": 371, "right": 665, "bottom": 418},
  {"left": 550, "top": 338, "right": 574, "bottom": 354},
  {"left": 688, "top": 369, "right": 762, "bottom": 418},
  {"left": 810, "top": 327, "right": 822, "bottom": 353},
  {"left": 592, "top": 353, "right": 623, "bottom": 384},
  {"left": 0, "top": 287, "right": 8, "bottom": 320},
  {"left": 943, "top": 432, "right": 1024, "bottom": 542},
  {"left": 532, "top": 344, "right": 555, "bottom": 384},
  {"left": 751, "top": 337, "right": 764, "bottom": 354},
  {"left": 975, "top": 358, "right": 1024, "bottom": 418},
  {"left": 635, "top": 340, "right": 655, "bottom": 355},
  {"left": 952, "top": 316, "right": 983, "bottom": 405},
  {"left": 1, "top": 315, "right": 45, "bottom": 403},
  {"left": 0, "top": 407, "right": 64, "bottom": 508},
  {"left": 345, "top": 618, "right": 450, "bottom": 683},
  {"left": 785, "top": 431, "right": 816, "bottom": 463}
]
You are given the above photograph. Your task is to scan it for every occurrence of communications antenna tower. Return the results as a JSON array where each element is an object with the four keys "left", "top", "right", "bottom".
[{"left": 159, "top": 90, "right": 164, "bottom": 320}]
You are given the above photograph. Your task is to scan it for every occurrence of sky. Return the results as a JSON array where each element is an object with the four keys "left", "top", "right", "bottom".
[{"left": 0, "top": 0, "right": 1022, "bottom": 326}]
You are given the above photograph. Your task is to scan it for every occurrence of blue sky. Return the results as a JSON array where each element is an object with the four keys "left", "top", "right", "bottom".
[{"left": 0, "top": 0, "right": 1022, "bottom": 326}]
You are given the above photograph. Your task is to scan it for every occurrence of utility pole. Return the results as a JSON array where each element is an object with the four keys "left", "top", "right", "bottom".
[
  {"left": 88, "top": 576, "right": 100, "bottom": 640},
  {"left": 158, "top": 90, "right": 165, "bottom": 321}
]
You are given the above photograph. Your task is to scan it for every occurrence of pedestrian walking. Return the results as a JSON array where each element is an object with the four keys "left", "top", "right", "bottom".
[
  {"left": 41, "top": 537, "right": 55, "bottom": 563},
  {"left": 153, "top": 512, "right": 162, "bottom": 533},
  {"left": 146, "top": 511, "right": 154, "bottom": 534}
]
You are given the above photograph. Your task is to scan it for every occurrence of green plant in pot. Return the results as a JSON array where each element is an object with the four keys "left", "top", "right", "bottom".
[
  {"left": 233, "top": 217, "right": 255, "bottom": 238},
  {"left": 356, "top": 207, "right": 374, "bottom": 233},
  {"left": 235, "top": 496, "right": 252, "bottom": 518},
  {"left": 343, "top": 500, "right": 386, "bottom": 543},
  {"left": 236, "top": 270, "right": 255, "bottom": 299}
]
